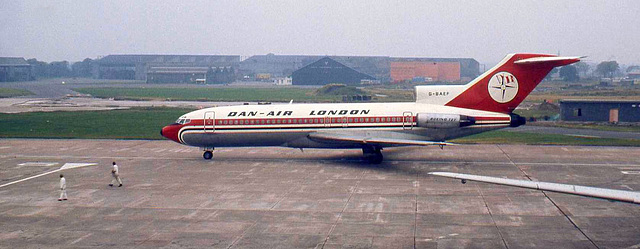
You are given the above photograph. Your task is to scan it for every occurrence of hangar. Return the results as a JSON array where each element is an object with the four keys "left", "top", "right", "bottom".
[
  {"left": 0, "top": 57, "right": 34, "bottom": 82},
  {"left": 241, "top": 54, "right": 478, "bottom": 84},
  {"left": 94, "top": 55, "right": 240, "bottom": 83},
  {"left": 291, "top": 57, "right": 376, "bottom": 85},
  {"left": 560, "top": 99, "right": 640, "bottom": 123}
]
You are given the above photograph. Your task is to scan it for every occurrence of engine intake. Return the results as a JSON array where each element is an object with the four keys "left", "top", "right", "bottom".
[{"left": 416, "top": 113, "right": 475, "bottom": 128}]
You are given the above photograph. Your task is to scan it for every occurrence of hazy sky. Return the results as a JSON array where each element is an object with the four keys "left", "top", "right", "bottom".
[{"left": 1, "top": 1, "right": 639, "bottom": 66}]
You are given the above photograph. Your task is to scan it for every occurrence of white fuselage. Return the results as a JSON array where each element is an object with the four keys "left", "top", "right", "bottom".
[{"left": 162, "top": 102, "right": 512, "bottom": 149}]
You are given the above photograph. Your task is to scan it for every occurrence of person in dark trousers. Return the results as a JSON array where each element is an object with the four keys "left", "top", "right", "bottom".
[
  {"left": 109, "top": 161, "right": 123, "bottom": 187},
  {"left": 58, "top": 174, "right": 67, "bottom": 201}
]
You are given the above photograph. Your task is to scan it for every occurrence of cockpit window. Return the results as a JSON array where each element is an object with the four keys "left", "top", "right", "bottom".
[{"left": 175, "top": 119, "right": 191, "bottom": 125}]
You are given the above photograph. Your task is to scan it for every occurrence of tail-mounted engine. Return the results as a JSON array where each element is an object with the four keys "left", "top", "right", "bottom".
[
  {"left": 416, "top": 113, "right": 475, "bottom": 128},
  {"left": 509, "top": 113, "right": 526, "bottom": 127}
]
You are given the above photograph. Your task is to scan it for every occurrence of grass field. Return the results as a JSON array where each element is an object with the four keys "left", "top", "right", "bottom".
[
  {"left": 73, "top": 87, "right": 415, "bottom": 102},
  {"left": 530, "top": 122, "right": 640, "bottom": 133},
  {"left": 0, "top": 88, "right": 33, "bottom": 98},
  {"left": 1, "top": 107, "right": 639, "bottom": 146},
  {"left": 74, "top": 87, "right": 342, "bottom": 102},
  {"left": 0, "top": 107, "right": 194, "bottom": 140},
  {"left": 451, "top": 130, "right": 640, "bottom": 146}
]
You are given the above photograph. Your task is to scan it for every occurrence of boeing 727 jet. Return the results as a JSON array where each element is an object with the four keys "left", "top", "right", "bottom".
[{"left": 161, "top": 53, "right": 580, "bottom": 162}]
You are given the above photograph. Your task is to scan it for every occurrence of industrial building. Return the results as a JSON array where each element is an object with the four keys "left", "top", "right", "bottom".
[
  {"left": 241, "top": 54, "right": 478, "bottom": 85},
  {"left": 93, "top": 53, "right": 478, "bottom": 85},
  {"left": 390, "top": 57, "right": 479, "bottom": 82},
  {"left": 390, "top": 61, "right": 460, "bottom": 82},
  {"left": 94, "top": 55, "right": 240, "bottom": 83},
  {"left": 0, "top": 57, "right": 33, "bottom": 82},
  {"left": 560, "top": 99, "right": 640, "bottom": 123},
  {"left": 239, "top": 54, "right": 318, "bottom": 80},
  {"left": 291, "top": 57, "right": 375, "bottom": 85}
]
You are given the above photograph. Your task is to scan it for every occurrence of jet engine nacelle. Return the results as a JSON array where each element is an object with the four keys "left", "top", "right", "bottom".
[{"left": 416, "top": 113, "right": 475, "bottom": 128}]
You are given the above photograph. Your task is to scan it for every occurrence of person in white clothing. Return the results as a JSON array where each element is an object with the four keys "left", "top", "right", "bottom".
[
  {"left": 109, "top": 161, "right": 123, "bottom": 187},
  {"left": 58, "top": 174, "right": 67, "bottom": 201}
]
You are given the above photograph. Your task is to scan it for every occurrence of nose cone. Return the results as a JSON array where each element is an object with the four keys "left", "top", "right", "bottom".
[{"left": 161, "top": 124, "right": 181, "bottom": 143}]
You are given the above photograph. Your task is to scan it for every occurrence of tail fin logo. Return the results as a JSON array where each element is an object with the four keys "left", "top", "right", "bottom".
[{"left": 488, "top": 72, "right": 519, "bottom": 103}]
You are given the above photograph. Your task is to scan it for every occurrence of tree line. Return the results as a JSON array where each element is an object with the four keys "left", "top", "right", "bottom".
[
  {"left": 27, "top": 58, "right": 95, "bottom": 78},
  {"left": 553, "top": 60, "right": 637, "bottom": 82}
]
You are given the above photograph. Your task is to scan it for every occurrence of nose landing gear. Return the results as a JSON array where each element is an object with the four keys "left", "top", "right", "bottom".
[{"left": 202, "top": 147, "right": 214, "bottom": 160}]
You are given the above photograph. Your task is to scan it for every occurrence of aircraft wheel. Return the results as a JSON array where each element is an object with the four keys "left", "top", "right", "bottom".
[
  {"left": 203, "top": 151, "right": 213, "bottom": 160},
  {"left": 370, "top": 153, "right": 383, "bottom": 164}
]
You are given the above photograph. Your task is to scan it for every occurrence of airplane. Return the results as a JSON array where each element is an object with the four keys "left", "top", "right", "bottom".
[{"left": 161, "top": 53, "right": 580, "bottom": 163}]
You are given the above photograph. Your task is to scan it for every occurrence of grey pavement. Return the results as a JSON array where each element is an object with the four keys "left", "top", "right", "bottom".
[{"left": 1, "top": 139, "right": 639, "bottom": 248}]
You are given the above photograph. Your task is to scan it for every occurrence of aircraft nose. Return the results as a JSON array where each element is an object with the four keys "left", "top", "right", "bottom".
[{"left": 161, "top": 124, "right": 181, "bottom": 143}]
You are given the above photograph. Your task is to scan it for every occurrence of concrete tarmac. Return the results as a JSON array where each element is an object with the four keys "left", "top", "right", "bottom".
[{"left": 0, "top": 139, "right": 639, "bottom": 248}]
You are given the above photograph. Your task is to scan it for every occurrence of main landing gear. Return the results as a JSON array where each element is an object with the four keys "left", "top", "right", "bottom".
[
  {"left": 202, "top": 148, "right": 214, "bottom": 160},
  {"left": 362, "top": 146, "right": 383, "bottom": 164}
]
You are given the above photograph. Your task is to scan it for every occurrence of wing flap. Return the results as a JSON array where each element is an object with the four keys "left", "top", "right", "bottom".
[
  {"left": 308, "top": 133, "right": 453, "bottom": 147},
  {"left": 429, "top": 172, "right": 640, "bottom": 204}
]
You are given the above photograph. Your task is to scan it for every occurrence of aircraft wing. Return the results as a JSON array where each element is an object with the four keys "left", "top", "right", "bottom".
[
  {"left": 308, "top": 132, "right": 453, "bottom": 147},
  {"left": 428, "top": 172, "right": 640, "bottom": 204}
]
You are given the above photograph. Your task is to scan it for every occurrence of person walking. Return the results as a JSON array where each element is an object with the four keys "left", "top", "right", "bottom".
[
  {"left": 58, "top": 174, "right": 67, "bottom": 201},
  {"left": 109, "top": 161, "right": 123, "bottom": 187}
]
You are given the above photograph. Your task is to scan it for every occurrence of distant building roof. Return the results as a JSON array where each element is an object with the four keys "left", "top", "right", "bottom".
[
  {"left": 560, "top": 99, "right": 640, "bottom": 104},
  {"left": 0, "top": 57, "right": 29, "bottom": 66},
  {"left": 98, "top": 54, "right": 240, "bottom": 66}
]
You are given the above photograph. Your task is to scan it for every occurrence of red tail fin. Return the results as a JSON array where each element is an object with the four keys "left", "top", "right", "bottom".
[{"left": 445, "top": 53, "right": 580, "bottom": 113}]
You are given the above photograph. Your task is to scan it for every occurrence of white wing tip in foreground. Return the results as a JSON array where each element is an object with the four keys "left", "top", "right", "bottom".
[{"left": 428, "top": 172, "right": 640, "bottom": 205}]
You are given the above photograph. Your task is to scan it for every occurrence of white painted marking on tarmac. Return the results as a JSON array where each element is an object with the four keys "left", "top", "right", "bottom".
[
  {"left": 621, "top": 185, "right": 635, "bottom": 191},
  {"left": 60, "top": 163, "right": 96, "bottom": 170},
  {"left": 621, "top": 171, "right": 640, "bottom": 175},
  {"left": 18, "top": 162, "right": 58, "bottom": 167},
  {"left": 566, "top": 134, "right": 600, "bottom": 138},
  {"left": 0, "top": 146, "right": 10, "bottom": 149},
  {"left": 0, "top": 163, "right": 96, "bottom": 188},
  {"left": 70, "top": 233, "right": 92, "bottom": 245}
]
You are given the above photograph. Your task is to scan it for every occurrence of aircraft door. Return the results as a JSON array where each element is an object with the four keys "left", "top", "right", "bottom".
[
  {"left": 324, "top": 116, "right": 331, "bottom": 127},
  {"left": 204, "top": 111, "right": 215, "bottom": 133},
  {"left": 403, "top": 111, "right": 413, "bottom": 130},
  {"left": 342, "top": 116, "right": 348, "bottom": 128}
]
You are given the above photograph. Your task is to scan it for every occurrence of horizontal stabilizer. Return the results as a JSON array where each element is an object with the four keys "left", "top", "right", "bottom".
[
  {"left": 309, "top": 133, "right": 453, "bottom": 147},
  {"left": 429, "top": 172, "right": 640, "bottom": 204},
  {"left": 514, "top": 56, "right": 582, "bottom": 67}
]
